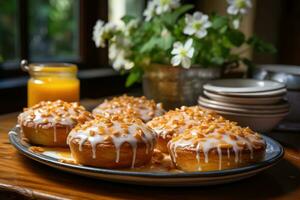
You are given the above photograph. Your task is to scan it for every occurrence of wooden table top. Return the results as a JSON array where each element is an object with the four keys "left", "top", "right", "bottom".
[{"left": 1, "top": 100, "right": 300, "bottom": 200}]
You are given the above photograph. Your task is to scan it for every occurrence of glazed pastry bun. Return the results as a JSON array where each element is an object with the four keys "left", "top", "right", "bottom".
[
  {"left": 92, "top": 95, "right": 165, "bottom": 122},
  {"left": 147, "top": 106, "right": 222, "bottom": 153},
  {"left": 18, "top": 100, "right": 92, "bottom": 147},
  {"left": 168, "top": 119, "right": 266, "bottom": 171},
  {"left": 67, "top": 113, "right": 156, "bottom": 168}
]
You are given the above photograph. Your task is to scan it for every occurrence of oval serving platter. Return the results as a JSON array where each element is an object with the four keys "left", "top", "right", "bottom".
[{"left": 9, "top": 125, "right": 284, "bottom": 186}]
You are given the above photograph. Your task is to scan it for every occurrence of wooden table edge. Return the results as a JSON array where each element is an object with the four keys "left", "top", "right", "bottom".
[{"left": 0, "top": 182, "right": 69, "bottom": 200}]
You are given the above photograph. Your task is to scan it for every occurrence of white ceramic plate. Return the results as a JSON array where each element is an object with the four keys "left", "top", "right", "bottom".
[
  {"left": 9, "top": 126, "right": 283, "bottom": 186},
  {"left": 210, "top": 88, "right": 287, "bottom": 97},
  {"left": 204, "top": 91, "right": 283, "bottom": 105},
  {"left": 199, "top": 100, "right": 289, "bottom": 114},
  {"left": 204, "top": 109, "right": 289, "bottom": 133},
  {"left": 204, "top": 79, "right": 286, "bottom": 93},
  {"left": 198, "top": 96, "right": 289, "bottom": 110}
]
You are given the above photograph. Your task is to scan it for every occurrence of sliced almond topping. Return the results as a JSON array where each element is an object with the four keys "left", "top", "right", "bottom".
[
  {"left": 237, "top": 141, "right": 246, "bottom": 147},
  {"left": 229, "top": 134, "right": 237, "bottom": 140},
  {"left": 89, "top": 130, "right": 96, "bottom": 136},
  {"left": 104, "top": 135, "right": 112, "bottom": 141}
]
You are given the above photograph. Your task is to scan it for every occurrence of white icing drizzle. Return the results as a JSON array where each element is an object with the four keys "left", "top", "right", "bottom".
[
  {"left": 68, "top": 115, "right": 156, "bottom": 168},
  {"left": 93, "top": 95, "right": 165, "bottom": 122},
  {"left": 217, "top": 146, "right": 222, "bottom": 170},
  {"left": 196, "top": 143, "right": 202, "bottom": 171},
  {"left": 18, "top": 100, "right": 92, "bottom": 143},
  {"left": 131, "top": 144, "right": 137, "bottom": 168},
  {"left": 169, "top": 127, "right": 265, "bottom": 171}
]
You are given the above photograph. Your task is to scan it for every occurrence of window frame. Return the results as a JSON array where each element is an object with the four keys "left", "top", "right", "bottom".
[{"left": 0, "top": 0, "right": 109, "bottom": 78}]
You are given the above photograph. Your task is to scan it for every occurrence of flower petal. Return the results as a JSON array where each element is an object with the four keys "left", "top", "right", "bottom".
[
  {"left": 193, "top": 11, "right": 203, "bottom": 20},
  {"left": 124, "top": 61, "right": 134, "bottom": 70},
  {"left": 183, "top": 25, "right": 195, "bottom": 35},
  {"left": 200, "top": 15, "right": 208, "bottom": 22},
  {"left": 227, "top": 5, "right": 238, "bottom": 15},
  {"left": 203, "top": 21, "right": 212, "bottom": 28},
  {"left": 173, "top": 41, "right": 183, "bottom": 49},
  {"left": 233, "top": 19, "right": 240, "bottom": 29},
  {"left": 195, "top": 29, "right": 207, "bottom": 38},
  {"left": 185, "top": 13, "right": 193, "bottom": 23},
  {"left": 171, "top": 55, "right": 181, "bottom": 66},
  {"left": 171, "top": 47, "right": 180, "bottom": 55},
  {"left": 184, "top": 39, "right": 193, "bottom": 49},
  {"left": 187, "top": 47, "right": 194, "bottom": 58},
  {"left": 246, "top": 0, "right": 252, "bottom": 8},
  {"left": 181, "top": 57, "right": 191, "bottom": 69}
]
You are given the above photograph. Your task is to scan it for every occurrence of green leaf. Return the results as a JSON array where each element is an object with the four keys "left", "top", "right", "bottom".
[
  {"left": 125, "top": 68, "right": 143, "bottom": 87},
  {"left": 140, "top": 37, "right": 160, "bottom": 53},
  {"left": 157, "top": 35, "right": 174, "bottom": 50},
  {"left": 211, "top": 15, "right": 228, "bottom": 30},
  {"left": 121, "top": 15, "right": 136, "bottom": 24},
  {"left": 211, "top": 57, "right": 225, "bottom": 65},
  {"left": 161, "top": 4, "right": 194, "bottom": 26},
  {"left": 247, "top": 36, "right": 277, "bottom": 53},
  {"left": 242, "top": 58, "right": 255, "bottom": 77},
  {"left": 226, "top": 29, "right": 245, "bottom": 47},
  {"left": 220, "top": 26, "right": 228, "bottom": 34},
  {"left": 242, "top": 58, "right": 254, "bottom": 69}
]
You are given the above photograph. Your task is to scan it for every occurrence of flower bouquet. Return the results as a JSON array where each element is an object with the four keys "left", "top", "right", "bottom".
[{"left": 93, "top": 0, "right": 275, "bottom": 87}]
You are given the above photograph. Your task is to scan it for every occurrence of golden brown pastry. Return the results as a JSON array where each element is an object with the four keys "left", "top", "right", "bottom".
[
  {"left": 92, "top": 95, "right": 165, "bottom": 122},
  {"left": 67, "top": 113, "right": 156, "bottom": 168},
  {"left": 147, "top": 106, "right": 222, "bottom": 153},
  {"left": 168, "top": 119, "right": 266, "bottom": 171},
  {"left": 18, "top": 100, "right": 92, "bottom": 147}
]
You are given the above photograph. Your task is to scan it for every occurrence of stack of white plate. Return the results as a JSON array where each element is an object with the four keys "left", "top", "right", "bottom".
[{"left": 199, "top": 79, "right": 289, "bottom": 132}]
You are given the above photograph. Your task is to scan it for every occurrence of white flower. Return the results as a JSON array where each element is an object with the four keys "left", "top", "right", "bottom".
[
  {"left": 155, "top": 0, "right": 180, "bottom": 15},
  {"left": 143, "top": 0, "right": 156, "bottom": 21},
  {"left": 227, "top": 0, "right": 252, "bottom": 15},
  {"left": 104, "top": 22, "right": 117, "bottom": 33},
  {"left": 109, "top": 40, "right": 134, "bottom": 71},
  {"left": 92, "top": 20, "right": 118, "bottom": 48},
  {"left": 124, "top": 60, "right": 134, "bottom": 70},
  {"left": 144, "top": 0, "right": 180, "bottom": 21},
  {"left": 109, "top": 43, "right": 118, "bottom": 60},
  {"left": 124, "top": 19, "right": 139, "bottom": 36},
  {"left": 111, "top": 50, "right": 134, "bottom": 71},
  {"left": 233, "top": 18, "right": 240, "bottom": 29},
  {"left": 183, "top": 12, "right": 211, "bottom": 39},
  {"left": 171, "top": 39, "right": 194, "bottom": 69},
  {"left": 127, "top": 19, "right": 139, "bottom": 30},
  {"left": 92, "top": 20, "right": 105, "bottom": 47}
]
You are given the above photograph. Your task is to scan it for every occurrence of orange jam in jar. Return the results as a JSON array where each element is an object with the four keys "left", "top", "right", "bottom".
[{"left": 27, "top": 63, "right": 80, "bottom": 107}]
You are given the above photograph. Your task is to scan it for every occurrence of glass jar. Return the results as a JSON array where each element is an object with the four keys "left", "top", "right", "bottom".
[{"left": 23, "top": 62, "right": 80, "bottom": 107}]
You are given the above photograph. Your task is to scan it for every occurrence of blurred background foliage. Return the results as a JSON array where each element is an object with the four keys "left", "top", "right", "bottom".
[
  {"left": 0, "top": 0, "right": 78, "bottom": 64},
  {"left": 0, "top": 0, "right": 144, "bottom": 65},
  {"left": 0, "top": 0, "right": 18, "bottom": 63},
  {"left": 29, "top": 0, "right": 78, "bottom": 61}
]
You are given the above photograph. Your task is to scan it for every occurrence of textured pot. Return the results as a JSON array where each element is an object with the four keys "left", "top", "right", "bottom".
[{"left": 143, "top": 64, "right": 222, "bottom": 110}]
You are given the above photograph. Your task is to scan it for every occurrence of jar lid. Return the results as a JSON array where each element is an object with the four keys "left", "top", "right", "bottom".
[
  {"left": 20, "top": 60, "right": 77, "bottom": 75},
  {"left": 28, "top": 63, "right": 78, "bottom": 74}
]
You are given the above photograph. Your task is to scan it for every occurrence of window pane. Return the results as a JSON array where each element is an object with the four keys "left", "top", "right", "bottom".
[
  {"left": 28, "top": 0, "right": 79, "bottom": 61},
  {"left": 109, "top": 0, "right": 145, "bottom": 24},
  {"left": 0, "top": 0, "right": 19, "bottom": 63}
]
